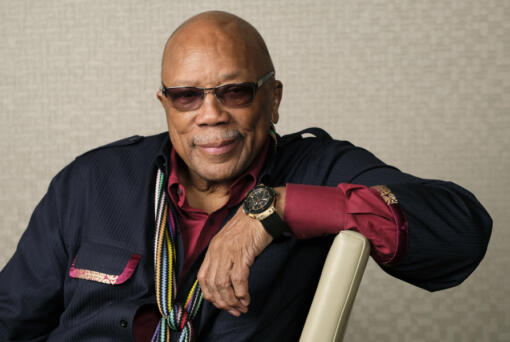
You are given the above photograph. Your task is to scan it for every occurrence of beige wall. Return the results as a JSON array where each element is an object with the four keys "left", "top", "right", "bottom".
[{"left": 1, "top": 1, "right": 508, "bottom": 340}]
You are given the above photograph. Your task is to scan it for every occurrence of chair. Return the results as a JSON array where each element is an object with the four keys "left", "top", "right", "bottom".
[{"left": 300, "top": 230, "right": 370, "bottom": 342}]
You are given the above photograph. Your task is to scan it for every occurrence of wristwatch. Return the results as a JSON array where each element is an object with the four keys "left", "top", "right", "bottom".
[{"left": 243, "top": 184, "right": 287, "bottom": 239}]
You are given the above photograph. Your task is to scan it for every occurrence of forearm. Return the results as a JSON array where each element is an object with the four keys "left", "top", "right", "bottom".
[
  {"left": 275, "top": 183, "right": 407, "bottom": 265},
  {"left": 275, "top": 179, "right": 491, "bottom": 291},
  {"left": 381, "top": 181, "right": 492, "bottom": 291}
]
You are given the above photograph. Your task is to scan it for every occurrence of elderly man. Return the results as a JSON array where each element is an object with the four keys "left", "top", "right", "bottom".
[{"left": 0, "top": 11, "right": 491, "bottom": 342}]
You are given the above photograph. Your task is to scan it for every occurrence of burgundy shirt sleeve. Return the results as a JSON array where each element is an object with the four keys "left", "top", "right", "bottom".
[{"left": 284, "top": 183, "right": 408, "bottom": 266}]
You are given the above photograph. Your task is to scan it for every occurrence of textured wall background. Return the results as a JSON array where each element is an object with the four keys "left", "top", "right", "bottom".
[{"left": 0, "top": 1, "right": 508, "bottom": 341}]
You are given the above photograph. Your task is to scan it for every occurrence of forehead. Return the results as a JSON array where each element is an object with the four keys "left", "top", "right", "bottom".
[{"left": 162, "top": 24, "right": 262, "bottom": 85}]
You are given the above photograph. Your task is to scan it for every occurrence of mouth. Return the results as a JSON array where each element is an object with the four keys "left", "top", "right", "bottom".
[{"left": 195, "top": 137, "right": 240, "bottom": 155}]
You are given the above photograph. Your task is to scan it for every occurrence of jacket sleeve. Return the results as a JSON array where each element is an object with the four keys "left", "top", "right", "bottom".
[
  {"left": 278, "top": 131, "right": 492, "bottom": 292},
  {"left": 377, "top": 179, "right": 492, "bottom": 291},
  {"left": 339, "top": 148, "right": 493, "bottom": 291},
  {"left": 0, "top": 172, "right": 69, "bottom": 340}
]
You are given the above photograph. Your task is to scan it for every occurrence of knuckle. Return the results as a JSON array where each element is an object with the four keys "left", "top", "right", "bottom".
[
  {"left": 197, "top": 272, "right": 206, "bottom": 283},
  {"left": 216, "top": 279, "right": 231, "bottom": 288},
  {"left": 225, "top": 300, "right": 236, "bottom": 307},
  {"left": 231, "top": 275, "right": 246, "bottom": 285},
  {"left": 209, "top": 236, "right": 220, "bottom": 246},
  {"left": 204, "top": 280, "right": 214, "bottom": 289},
  {"left": 213, "top": 301, "right": 227, "bottom": 310}
]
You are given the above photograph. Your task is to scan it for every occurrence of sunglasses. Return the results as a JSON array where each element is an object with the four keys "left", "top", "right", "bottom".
[{"left": 161, "top": 71, "right": 275, "bottom": 112}]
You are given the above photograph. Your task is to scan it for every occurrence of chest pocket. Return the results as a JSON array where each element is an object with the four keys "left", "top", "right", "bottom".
[{"left": 69, "top": 241, "right": 141, "bottom": 285}]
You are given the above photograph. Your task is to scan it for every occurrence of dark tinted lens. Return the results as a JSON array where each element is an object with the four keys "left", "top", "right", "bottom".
[
  {"left": 165, "top": 87, "right": 203, "bottom": 110},
  {"left": 216, "top": 83, "right": 255, "bottom": 107}
]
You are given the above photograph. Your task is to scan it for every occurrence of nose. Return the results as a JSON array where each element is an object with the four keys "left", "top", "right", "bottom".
[{"left": 194, "top": 90, "right": 229, "bottom": 126}]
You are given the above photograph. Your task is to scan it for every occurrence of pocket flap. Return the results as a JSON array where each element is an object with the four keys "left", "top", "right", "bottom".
[{"left": 69, "top": 241, "right": 141, "bottom": 285}]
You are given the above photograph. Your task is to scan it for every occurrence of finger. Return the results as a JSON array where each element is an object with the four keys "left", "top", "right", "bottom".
[
  {"left": 228, "top": 309, "right": 241, "bottom": 317},
  {"left": 198, "top": 250, "right": 221, "bottom": 305},
  {"left": 214, "top": 265, "right": 243, "bottom": 311},
  {"left": 231, "top": 260, "right": 251, "bottom": 308},
  {"left": 205, "top": 267, "right": 225, "bottom": 308},
  {"left": 203, "top": 248, "right": 239, "bottom": 311},
  {"left": 197, "top": 260, "right": 214, "bottom": 303}
]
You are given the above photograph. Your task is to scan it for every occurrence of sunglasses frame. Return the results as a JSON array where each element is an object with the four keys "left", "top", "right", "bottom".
[{"left": 161, "top": 71, "right": 275, "bottom": 111}]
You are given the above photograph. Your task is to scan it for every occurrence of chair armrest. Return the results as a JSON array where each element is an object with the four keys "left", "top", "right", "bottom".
[{"left": 300, "top": 230, "right": 370, "bottom": 342}]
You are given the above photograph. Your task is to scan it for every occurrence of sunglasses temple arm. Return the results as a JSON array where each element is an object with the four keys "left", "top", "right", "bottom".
[{"left": 257, "top": 71, "right": 275, "bottom": 88}]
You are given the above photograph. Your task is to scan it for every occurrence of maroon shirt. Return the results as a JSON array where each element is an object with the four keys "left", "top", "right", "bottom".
[{"left": 133, "top": 141, "right": 407, "bottom": 341}]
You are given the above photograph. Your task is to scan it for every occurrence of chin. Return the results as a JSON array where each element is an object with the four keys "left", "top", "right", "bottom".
[{"left": 194, "top": 162, "right": 245, "bottom": 184}]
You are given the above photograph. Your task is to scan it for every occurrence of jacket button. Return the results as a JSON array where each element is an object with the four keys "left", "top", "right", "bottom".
[{"left": 120, "top": 319, "right": 128, "bottom": 328}]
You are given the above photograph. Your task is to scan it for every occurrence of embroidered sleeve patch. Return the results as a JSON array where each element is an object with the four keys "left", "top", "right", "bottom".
[
  {"left": 372, "top": 185, "right": 398, "bottom": 205},
  {"left": 69, "top": 253, "right": 141, "bottom": 285}
]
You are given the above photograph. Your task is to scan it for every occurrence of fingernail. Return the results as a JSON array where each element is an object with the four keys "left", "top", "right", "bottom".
[{"left": 228, "top": 309, "right": 240, "bottom": 317}]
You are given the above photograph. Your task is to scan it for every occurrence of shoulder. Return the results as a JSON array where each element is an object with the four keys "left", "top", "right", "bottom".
[
  {"left": 78, "top": 135, "right": 145, "bottom": 155},
  {"left": 76, "top": 132, "right": 168, "bottom": 160},
  {"left": 279, "top": 127, "right": 335, "bottom": 145},
  {"left": 51, "top": 132, "right": 168, "bottom": 188},
  {"left": 72, "top": 131, "right": 168, "bottom": 167},
  {"left": 277, "top": 127, "right": 359, "bottom": 161},
  {"left": 273, "top": 127, "right": 392, "bottom": 185}
]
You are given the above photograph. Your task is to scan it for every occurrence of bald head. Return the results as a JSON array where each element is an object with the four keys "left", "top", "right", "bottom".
[
  {"left": 161, "top": 11, "right": 274, "bottom": 81},
  {"left": 157, "top": 11, "right": 283, "bottom": 187}
]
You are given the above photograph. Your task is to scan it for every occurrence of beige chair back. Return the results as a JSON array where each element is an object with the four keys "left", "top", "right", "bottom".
[{"left": 300, "top": 230, "right": 370, "bottom": 342}]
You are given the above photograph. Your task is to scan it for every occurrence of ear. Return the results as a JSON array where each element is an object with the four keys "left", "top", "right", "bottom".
[
  {"left": 270, "top": 80, "right": 283, "bottom": 124},
  {"left": 157, "top": 90, "right": 173, "bottom": 114},
  {"left": 157, "top": 90, "right": 165, "bottom": 105}
]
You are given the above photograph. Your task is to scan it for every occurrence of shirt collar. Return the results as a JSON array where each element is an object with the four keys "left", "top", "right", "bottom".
[{"left": 164, "top": 137, "right": 271, "bottom": 209}]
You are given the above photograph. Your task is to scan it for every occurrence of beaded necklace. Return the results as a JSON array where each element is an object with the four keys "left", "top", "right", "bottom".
[{"left": 153, "top": 168, "right": 204, "bottom": 342}]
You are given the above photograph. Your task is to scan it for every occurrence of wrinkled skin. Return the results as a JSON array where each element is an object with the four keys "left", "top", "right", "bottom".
[{"left": 197, "top": 206, "right": 273, "bottom": 316}]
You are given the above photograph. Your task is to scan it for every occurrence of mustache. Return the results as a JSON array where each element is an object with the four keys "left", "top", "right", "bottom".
[{"left": 192, "top": 129, "right": 241, "bottom": 145}]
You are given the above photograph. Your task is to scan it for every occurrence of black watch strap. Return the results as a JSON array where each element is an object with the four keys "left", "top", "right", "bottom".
[{"left": 261, "top": 211, "right": 287, "bottom": 239}]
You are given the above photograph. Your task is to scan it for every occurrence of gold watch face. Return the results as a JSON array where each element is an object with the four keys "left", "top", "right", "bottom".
[{"left": 243, "top": 186, "right": 274, "bottom": 214}]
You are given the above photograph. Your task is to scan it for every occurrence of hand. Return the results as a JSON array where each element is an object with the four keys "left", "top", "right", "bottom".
[{"left": 197, "top": 206, "right": 273, "bottom": 317}]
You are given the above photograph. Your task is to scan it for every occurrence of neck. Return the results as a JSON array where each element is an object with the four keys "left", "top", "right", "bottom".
[{"left": 178, "top": 167, "right": 231, "bottom": 214}]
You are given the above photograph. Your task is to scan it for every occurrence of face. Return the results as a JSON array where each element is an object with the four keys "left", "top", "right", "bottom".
[{"left": 158, "top": 29, "right": 282, "bottom": 185}]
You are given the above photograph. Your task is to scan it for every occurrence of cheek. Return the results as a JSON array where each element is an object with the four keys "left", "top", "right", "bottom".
[
  {"left": 239, "top": 102, "right": 273, "bottom": 133},
  {"left": 166, "top": 113, "right": 192, "bottom": 152},
  {"left": 165, "top": 110, "right": 193, "bottom": 135}
]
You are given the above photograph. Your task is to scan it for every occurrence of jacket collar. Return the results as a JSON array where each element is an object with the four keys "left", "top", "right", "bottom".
[{"left": 154, "top": 133, "right": 172, "bottom": 177}]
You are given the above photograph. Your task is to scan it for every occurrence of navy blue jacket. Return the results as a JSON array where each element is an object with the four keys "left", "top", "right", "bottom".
[{"left": 0, "top": 128, "right": 492, "bottom": 341}]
